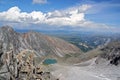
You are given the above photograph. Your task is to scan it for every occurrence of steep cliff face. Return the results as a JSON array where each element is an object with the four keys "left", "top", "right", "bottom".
[
  {"left": 0, "top": 26, "right": 81, "bottom": 57},
  {"left": 83, "top": 41, "right": 120, "bottom": 66},
  {"left": 99, "top": 41, "right": 120, "bottom": 65}
]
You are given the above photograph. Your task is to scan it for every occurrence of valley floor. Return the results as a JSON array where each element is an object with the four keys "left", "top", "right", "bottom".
[{"left": 50, "top": 58, "right": 120, "bottom": 80}]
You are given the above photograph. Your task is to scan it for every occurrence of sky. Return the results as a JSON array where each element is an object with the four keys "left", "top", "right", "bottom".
[{"left": 0, "top": 0, "right": 120, "bottom": 32}]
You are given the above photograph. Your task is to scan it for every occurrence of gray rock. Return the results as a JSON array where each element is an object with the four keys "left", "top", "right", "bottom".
[{"left": 0, "top": 26, "right": 81, "bottom": 57}]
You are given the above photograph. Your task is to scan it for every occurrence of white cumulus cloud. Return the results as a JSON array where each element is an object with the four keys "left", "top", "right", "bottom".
[
  {"left": 33, "top": 0, "right": 47, "bottom": 4},
  {"left": 0, "top": 5, "right": 110, "bottom": 29}
]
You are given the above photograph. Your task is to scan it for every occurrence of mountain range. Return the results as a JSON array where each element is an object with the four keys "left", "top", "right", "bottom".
[{"left": 0, "top": 26, "right": 81, "bottom": 58}]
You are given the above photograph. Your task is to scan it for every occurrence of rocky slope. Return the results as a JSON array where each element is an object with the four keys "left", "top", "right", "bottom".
[
  {"left": 0, "top": 26, "right": 81, "bottom": 58},
  {"left": 50, "top": 41, "right": 120, "bottom": 80},
  {"left": 99, "top": 41, "right": 120, "bottom": 65},
  {"left": 75, "top": 41, "right": 120, "bottom": 66}
]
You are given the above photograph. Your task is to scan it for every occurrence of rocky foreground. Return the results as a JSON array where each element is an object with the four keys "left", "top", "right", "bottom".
[
  {"left": 1, "top": 48, "right": 120, "bottom": 80},
  {"left": 0, "top": 49, "right": 57, "bottom": 80}
]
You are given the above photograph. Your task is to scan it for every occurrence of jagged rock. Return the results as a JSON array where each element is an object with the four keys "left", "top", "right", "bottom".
[
  {"left": 100, "top": 41, "right": 120, "bottom": 65},
  {"left": 0, "top": 49, "right": 56, "bottom": 80}
]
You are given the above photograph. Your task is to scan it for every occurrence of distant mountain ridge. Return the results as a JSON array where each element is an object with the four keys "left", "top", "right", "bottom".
[{"left": 0, "top": 26, "right": 81, "bottom": 57}]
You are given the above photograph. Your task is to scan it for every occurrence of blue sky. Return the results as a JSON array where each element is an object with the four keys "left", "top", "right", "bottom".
[{"left": 0, "top": 0, "right": 120, "bottom": 32}]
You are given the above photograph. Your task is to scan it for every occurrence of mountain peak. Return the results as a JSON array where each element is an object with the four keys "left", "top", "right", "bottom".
[
  {"left": 0, "top": 26, "right": 81, "bottom": 57},
  {"left": 0, "top": 26, "right": 15, "bottom": 32}
]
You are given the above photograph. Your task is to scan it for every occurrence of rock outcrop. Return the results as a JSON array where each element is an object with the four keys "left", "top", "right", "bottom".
[
  {"left": 79, "top": 41, "right": 120, "bottom": 66},
  {"left": 0, "top": 49, "right": 56, "bottom": 80},
  {"left": 100, "top": 41, "right": 120, "bottom": 65}
]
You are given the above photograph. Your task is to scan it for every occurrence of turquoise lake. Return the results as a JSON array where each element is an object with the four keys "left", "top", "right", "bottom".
[{"left": 43, "top": 59, "right": 57, "bottom": 64}]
